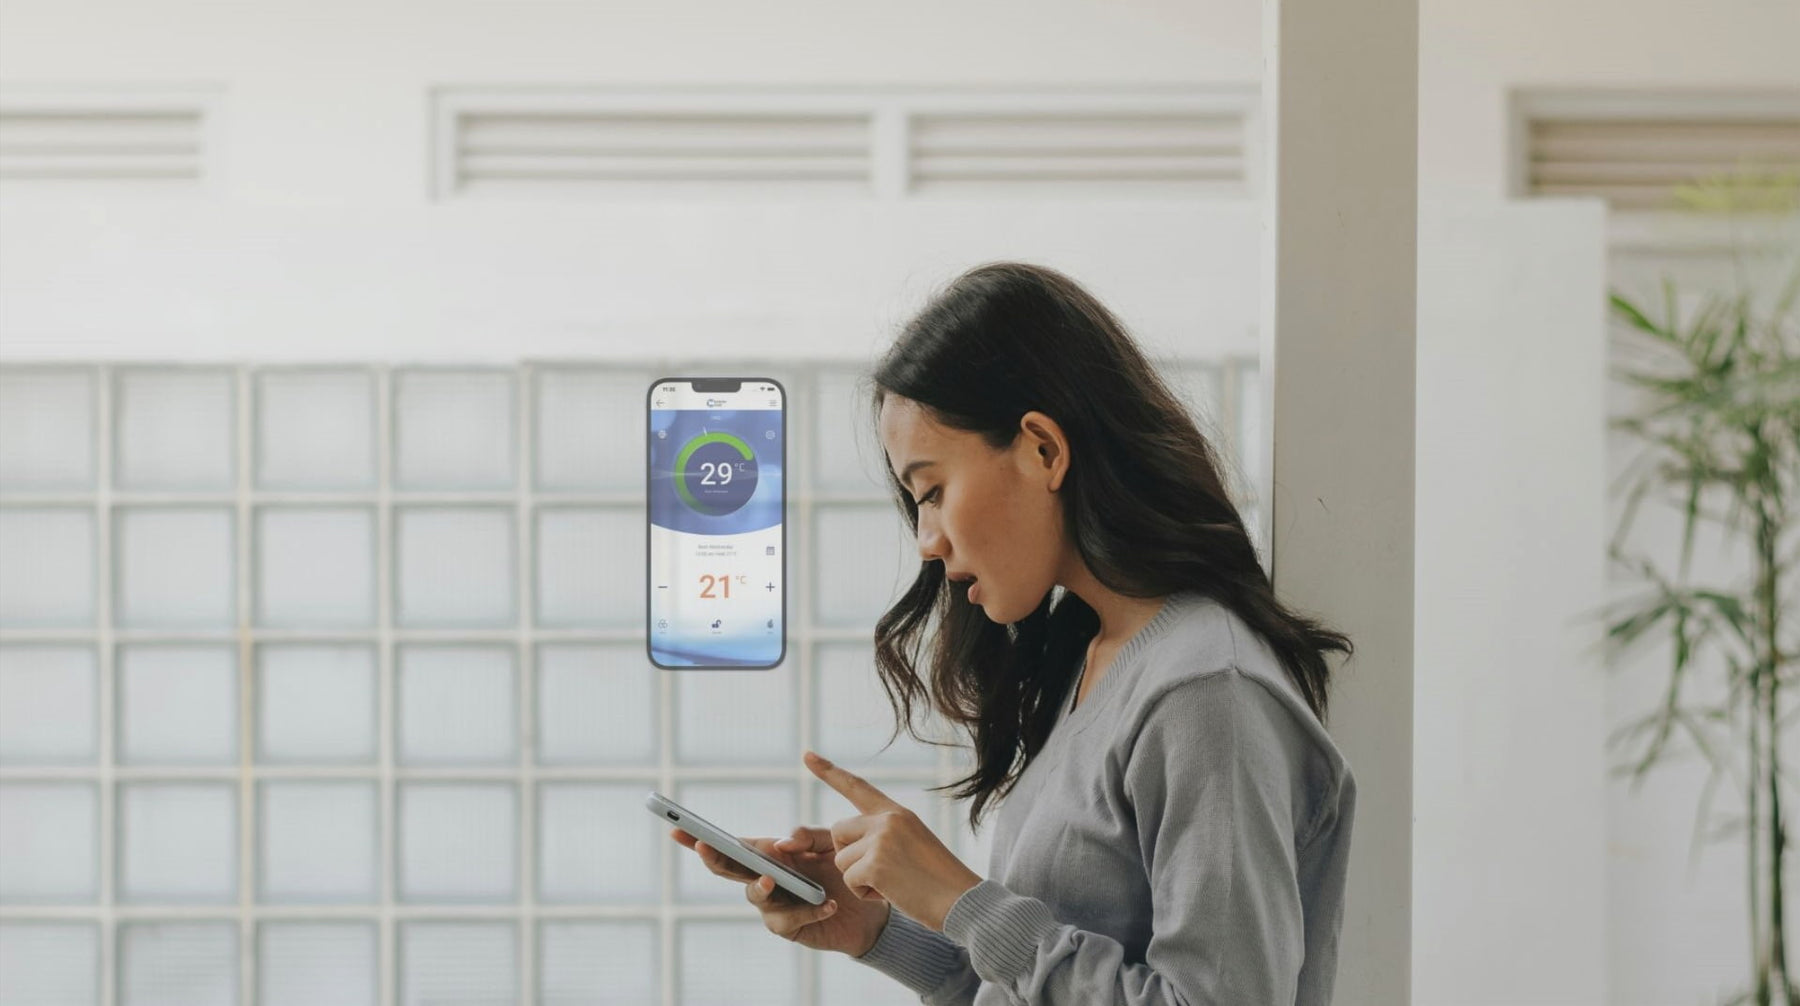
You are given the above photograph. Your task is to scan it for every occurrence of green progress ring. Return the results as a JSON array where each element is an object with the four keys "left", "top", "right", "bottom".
[{"left": 673, "top": 431, "right": 756, "bottom": 513}]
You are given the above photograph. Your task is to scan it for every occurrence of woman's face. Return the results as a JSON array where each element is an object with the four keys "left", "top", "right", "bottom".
[{"left": 877, "top": 396, "right": 1069, "bottom": 624}]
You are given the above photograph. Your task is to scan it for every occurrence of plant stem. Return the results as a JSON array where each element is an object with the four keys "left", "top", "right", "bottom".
[
  {"left": 1755, "top": 651, "right": 1770, "bottom": 1006},
  {"left": 1772, "top": 674, "right": 1789, "bottom": 1005},
  {"left": 1760, "top": 507, "right": 1793, "bottom": 1003}
]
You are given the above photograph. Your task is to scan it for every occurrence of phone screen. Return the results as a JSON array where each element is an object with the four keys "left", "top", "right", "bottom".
[{"left": 647, "top": 378, "right": 786, "bottom": 669}]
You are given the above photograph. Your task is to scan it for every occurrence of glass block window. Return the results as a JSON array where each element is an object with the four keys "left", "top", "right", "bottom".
[{"left": 0, "top": 359, "right": 1257, "bottom": 1005}]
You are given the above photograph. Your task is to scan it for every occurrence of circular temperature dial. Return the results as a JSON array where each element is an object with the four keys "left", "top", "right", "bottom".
[{"left": 673, "top": 432, "right": 759, "bottom": 516}]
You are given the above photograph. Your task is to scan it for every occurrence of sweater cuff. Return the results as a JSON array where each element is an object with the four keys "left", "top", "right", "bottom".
[
  {"left": 941, "top": 879, "right": 1060, "bottom": 985},
  {"left": 854, "top": 906, "right": 968, "bottom": 996}
]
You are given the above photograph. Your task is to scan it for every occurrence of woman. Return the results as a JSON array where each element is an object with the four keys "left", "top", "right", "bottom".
[{"left": 672, "top": 262, "right": 1357, "bottom": 1005}]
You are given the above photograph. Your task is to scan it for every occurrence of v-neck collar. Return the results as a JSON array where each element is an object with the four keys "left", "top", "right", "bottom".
[
  {"left": 1069, "top": 648, "right": 1087, "bottom": 715},
  {"left": 1059, "top": 590, "right": 1200, "bottom": 735}
]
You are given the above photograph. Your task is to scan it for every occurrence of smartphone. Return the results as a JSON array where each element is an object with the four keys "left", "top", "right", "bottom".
[
  {"left": 646, "top": 791, "right": 828, "bottom": 906},
  {"left": 647, "top": 377, "right": 786, "bottom": 669}
]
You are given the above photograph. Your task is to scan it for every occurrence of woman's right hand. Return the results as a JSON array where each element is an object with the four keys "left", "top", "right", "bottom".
[{"left": 670, "top": 825, "right": 892, "bottom": 957}]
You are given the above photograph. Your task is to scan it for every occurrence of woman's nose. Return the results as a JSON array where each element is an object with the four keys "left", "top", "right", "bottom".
[{"left": 915, "top": 516, "right": 947, "bottom": 562}]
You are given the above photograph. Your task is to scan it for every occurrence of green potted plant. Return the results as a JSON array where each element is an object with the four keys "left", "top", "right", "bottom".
[{"left": 1604, "top": 168, "right": 1799, "bottom": 1006}]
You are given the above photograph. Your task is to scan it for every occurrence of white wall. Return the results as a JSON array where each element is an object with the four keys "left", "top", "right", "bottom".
[
  {"left": 1419, "top": 0, "right": 1800, "bottom": 201},
  {"left": 1602, "top": 452, "right": 1764, "bottom": 1006},
  {"left": 0, "top": 199, "right": 1260, "bottom": 363},
  {"left": 1412, "top": 6, "right": 1796, "bottom": 1003},
  {"left": 0, "top": 0, "right": 1264, "bottom": 362},
  {"left": 0, "top": 0, "right": 1261, "bottom": 210}
]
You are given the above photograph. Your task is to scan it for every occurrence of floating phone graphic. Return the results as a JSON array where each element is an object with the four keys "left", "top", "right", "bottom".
[{"left": 647, "top": 377, "right": 786, "bottom": 669}]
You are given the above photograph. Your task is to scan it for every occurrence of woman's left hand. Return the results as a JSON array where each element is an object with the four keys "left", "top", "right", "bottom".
[{"left": 797, "top": 749, "right": 982, "bottom": 932}]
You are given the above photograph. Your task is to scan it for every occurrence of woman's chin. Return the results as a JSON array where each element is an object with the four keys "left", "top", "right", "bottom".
[
  {"left": 973, "top": 594, "right": 1009, "bottom": 622},
  {"left": 961, "top": 581, "right": 1005, "bottom": 620}
]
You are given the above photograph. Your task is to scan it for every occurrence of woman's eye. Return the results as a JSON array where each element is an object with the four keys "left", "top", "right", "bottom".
[{"left": 917, "top": 488, "right": 940, "bottom": 507}]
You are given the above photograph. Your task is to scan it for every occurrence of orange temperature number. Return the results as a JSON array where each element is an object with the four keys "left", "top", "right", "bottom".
[{"left": 698, "top": 574, "right": 732, "bottom": 599}]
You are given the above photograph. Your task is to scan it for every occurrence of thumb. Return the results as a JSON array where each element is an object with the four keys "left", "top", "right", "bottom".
[{"left": 774, "top": 825, "right": 835, "bottom": 855}]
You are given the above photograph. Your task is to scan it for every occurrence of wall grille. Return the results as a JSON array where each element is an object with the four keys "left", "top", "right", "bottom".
[
  {"left": 0, "top": 92, "right": 215, "bottom": 190},
  {"left": 1518, "top": 91, "right": 1800, "bottom": 211},
  {"left": 454, "top": 111, "right": 873, "bottom": 196},
  {"left": 909, "top": 110, "right": 1246, "bottom": 194},
  {"left": 434, "top": 89, "right": 1256, "bottom": 200}
]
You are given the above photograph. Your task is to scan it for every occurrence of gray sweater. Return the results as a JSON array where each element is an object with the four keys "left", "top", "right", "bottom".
[{"left": 853, "top": 589, "right": 1356, "bottom": 1005}]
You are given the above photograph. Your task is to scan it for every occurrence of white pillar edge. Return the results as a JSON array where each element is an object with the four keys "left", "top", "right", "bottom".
[{"left": 1259, "top": 0, "right": 1418, "bottom": 1003}]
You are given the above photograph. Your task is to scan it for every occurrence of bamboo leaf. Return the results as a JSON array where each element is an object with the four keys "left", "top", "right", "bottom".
[
  {"left": 1612, "top": 292, "right": 1673, "bottom": 342},
  {"left": 1679, "top": 464, "right": 1706, "bottom": 580}
]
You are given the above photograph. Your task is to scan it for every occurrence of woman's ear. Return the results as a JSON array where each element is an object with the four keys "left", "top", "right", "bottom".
[{"left": 1017, "top": 410, "right": 1068, "bottom": 491}]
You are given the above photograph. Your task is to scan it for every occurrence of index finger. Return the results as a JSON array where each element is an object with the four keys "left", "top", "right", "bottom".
[{"left": 803, "top": 750, "right": 899, "bottom": 815}]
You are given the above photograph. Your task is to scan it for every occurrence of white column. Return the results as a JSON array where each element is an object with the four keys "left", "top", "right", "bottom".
[
  {"left": 1259, "top": 1, "right": 1417, "bottom": 1003},
  {"left": 1412, "top": 201, "right": 1610, "bottom": 1005}
]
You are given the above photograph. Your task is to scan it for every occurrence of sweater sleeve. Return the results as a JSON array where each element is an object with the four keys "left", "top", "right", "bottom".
[
  {"left": 853, "top": 904, "right": 983, "bottom": 1005},
  {"left": 936, "top": 669, "right": 1316, "bottom": 1005}
]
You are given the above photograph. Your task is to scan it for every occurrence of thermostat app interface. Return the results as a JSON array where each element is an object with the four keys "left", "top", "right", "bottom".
[{"left": 647, "top": 378, "right": 786, "bottom": 669}]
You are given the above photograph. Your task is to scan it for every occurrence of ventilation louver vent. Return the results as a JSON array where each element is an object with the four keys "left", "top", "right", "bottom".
[
  {"left": 1526, "top": 116, "right": 1800, "bottom": 209},
  {"left": 451, "top": 111, "right": 874, "bottom": 196},
  {"left": 436, "top": 91, "right": 1256, "bottom": 200},
  {"left": 908, "top": 111, "right": 1248, "bottom": 194},
  {"left": 0, "top": 105, "right": 207, "bottom": 186}
]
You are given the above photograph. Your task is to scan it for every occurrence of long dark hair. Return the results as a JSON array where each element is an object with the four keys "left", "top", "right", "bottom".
[{"left": 863, "top": 262, "right": 1354, "bottom": 830}]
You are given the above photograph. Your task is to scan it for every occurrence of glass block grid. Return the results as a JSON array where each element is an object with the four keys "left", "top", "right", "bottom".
[{"left": 0, "top": 359, "right": 1259, "bottom": 1006}]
